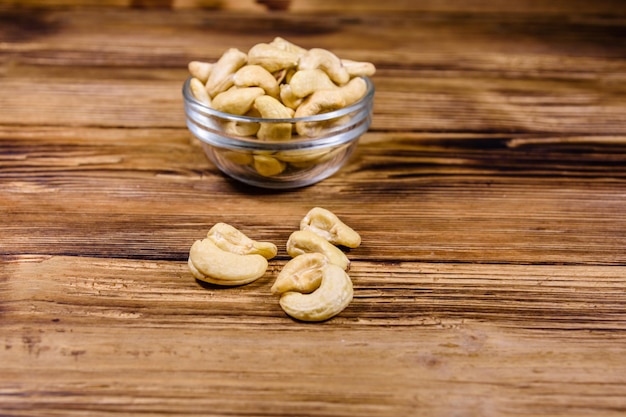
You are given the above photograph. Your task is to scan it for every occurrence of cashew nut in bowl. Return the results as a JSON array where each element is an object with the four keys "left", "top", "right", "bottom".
[
  {"left": 188, "top": 238, "right": 269, "bottom": 286},
  {"left": 206, "top": 48, "right": 248, "bottom": 98},
  {"left": 254, "top": 95, "right": 293, "bottom": 141},
  {"left": 188, "top": 60, "right": 213, "bottom": 84},
  {"left": 253, "top": 154, "right": 286, "bottom": 177},
  {"left": 207, "top": 222, "right": 277, "bottom": 259},
  {"left": 271, "top": 252, "right": 328, "bottom": 295},
  {"left": 278, "top": 263, "right": 353, "bottom": 322},
  {"left": 286, "top": 230, "right": 350, "bottom": 270},
  {"left": 341, "top": 59, "right": 377, "bottom": 78},
  {"left": 289, "top": 69, "right": 338, "bottom": 98},
  {"left": 189, "top": 77, "right": 211, "bottom": 105},
  {"left": 233, "top": 65, "right": 280, "bottom": 98},
  {"left": 298, "top": 48, "right": 350, "bottom": 86},
  {"left": 247, "top": 42, "right": 299, "bottom": 73},
  {"left": 300, "top": 207, "right": 361, "bottom": 248},
  {"left": 212, "top": 87, "right": 265, "bottom": 115}
]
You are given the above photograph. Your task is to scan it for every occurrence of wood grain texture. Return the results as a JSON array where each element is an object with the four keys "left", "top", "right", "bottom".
[{"left": 1, "top": 1, "right": 626, "bottom": 416}]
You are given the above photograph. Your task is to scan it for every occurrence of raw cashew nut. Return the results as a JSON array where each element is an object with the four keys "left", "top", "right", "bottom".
[
  {"left": 279, "top": 84, "right": 303, "bottom": 110},
  {"left": 207, "top": 222, "right": 277, "bottom": 259},
  {"left": 341, "top": 59, "right": 376, "bottom": 78},
  {"left": 286, "top": 230, "right": 350, "bottom": 270},
  {"left": 289, "top": 69, "right": 338, "bottom": 98},
  {"left": 254, "top": 95, "right": 293, "bottom": 141},
  {"left": 271, "top": 252, "right": 328, "bottom": 295},
  {"left": 300, "top": 207, "right": 361, "bottom": 248},
  {"left": 212, "top": 87, "right": 265, "bottom": 115},
  {"left": 253, "top": 154, "right": 286, "bottom": 176},
  {"left": 278, "top": 263, "right": 353, "bottom": 322},
  {"left": 298, "top": 48, "right": 350, "bottom": 86},
  {"left": 189, "top": 77, "right": 211, "bottom": 105},
  {"left": 188, "top": 61, "right": 213, "bottom": 84},
  {"left": 206, "top": 48, "right": 247, "bottom": 98},
  {"left": 269, "top": 36, "right": 308, "bottom": 56},
  {"left": 247, "top": 43, "right": 299, "bottom": 73},
  {"left": 188, "top": 238, "right": 268, "bottom": 286},
  {"left": 233, "top": 65, "right": 280, "bottom": 98}
]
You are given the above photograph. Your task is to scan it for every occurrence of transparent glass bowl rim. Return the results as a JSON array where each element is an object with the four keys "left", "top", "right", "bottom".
[{"left": 182, "top": 76, "right": 375, "bottom": 149}]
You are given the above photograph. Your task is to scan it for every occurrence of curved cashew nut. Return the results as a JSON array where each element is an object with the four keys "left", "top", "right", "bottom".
[
  {"left": 279, "top": 84, "right": 303, "bottom": 110},
  {"left": 286, "top": 230, "right": 350, "bottom": 270},
  {"left": 278, "top": 263, "right": 353, "bottom": 322},
  {"left": 189, "top": 77, "right": 211, "bottom": 105},
  {"left": 271, "top": 252, "right": 328, "bottom": 295},
  {"left": 298, "top": 48, "right": 350, "bottom": 86},
  {"left": 300, "top": 207, "right": 361, "bottom": 248},
  {"left": 188, "top": 61, "right": 213, "bottom": 84},
  {"left": 269, "top": 36, "right": 308, "bottom": 56},
  {"left": 207, "top": 222, "right": 277, "bottom": 259},
  {"left": 341, "top": 59, "right": 376, "bottom": 78},
  {"left": 253, "top": 154, "right": 286, "bottom": 177},
  {"left": 206, "top": 48, "right": 247, "bottom": 98},
  {"left": 188, "top": 238, "right": 268, "bottom": 286},
  {"left": 289, "top": 69, "right": 338, "bottom": 98},
  {"left": 233, "top": 65, "right": 280, "bottom": 98},
  {"left": 254, "top": 95, "right": 294, "bottom": 141},
  {"left": 247, "top": 43, "right": 299, "bottom": 73},
  {"left": 211, "top": 87, "right": 265, "bottom": 115}
]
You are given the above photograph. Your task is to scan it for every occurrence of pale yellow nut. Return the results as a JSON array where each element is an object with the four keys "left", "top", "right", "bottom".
[
  {"left": 275, "top": 147, "right": 329, "bottom": 164},
  {"left": 289, "top": 69, "right": 338, "bottom": 98},
  {"left": 300, "top": 207, "right": 361, "bottom": 248},
  {"left": 188, "top": 238, "right": 268, "bottom": 286},
  {"left": 207, "top": 222, "right": 277, "bottom": 260},
  {"left": 271, "top": 252, "right": 328, "bottom": 295},
  {"left": 336, "top": 76, "right": 368, "bottom": 107},
  {"left": 341, "top": 59, "right": 376, "bottom": 78},
  {"left": 278, "top": 263, "right": 353, "bottom": 322},
  {"left": 212, "top": 87, "right": 265, "bottom": 115},
  {"left": 247, "top": 42, "right": 299, "bottom": 73},
  {"left": 254, "top": 95, "right": 294, "bottom": 141},
  {"left": 206, "top": 48, "right": 248, "bottom": 98},
  {"left": 298, "top": 48, "right": 350, "bottom": 86},
  {"left": 221, "top": 120, "right": 260, "bottom": 137},
  {"left": 188, "top": 61, "right": 213, "bottom": 84},
  {"left": 286, "top": 230, "right": 350, "bottom": 270},
  {"left": 233, "top": 65, "right": 280, "bottom": 98},
  {"left": 220, "top": 150, "right": 254, "bottom": 165},
  {"left": 189, "top": 77, "right": 211, "bottom": 105},
  {"left": 269, "top": 36, "right": 308, "bottom": 56},
  {"left": 279, "top": 84, "right": 303, "bottom": 110},
  {"left": 253, "top": 154, "right": 286, "bottom": 177}
]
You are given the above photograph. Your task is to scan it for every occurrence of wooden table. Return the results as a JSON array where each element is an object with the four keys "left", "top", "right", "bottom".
[{"left": 2, "top": 1, "right": 625, "bottom": 415}]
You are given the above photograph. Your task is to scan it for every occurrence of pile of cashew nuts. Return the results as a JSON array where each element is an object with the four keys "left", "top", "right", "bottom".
[
  {"left": 187, "top": 37, "right": 376, "bottom": 142},
  {"left": 187, "top": 207, "right": 361, "bottom": 322}
]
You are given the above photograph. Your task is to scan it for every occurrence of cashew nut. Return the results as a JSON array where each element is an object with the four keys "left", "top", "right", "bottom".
[
  {"left": 247, "top": 42, "right": 299, "bottom": 73},
  {"left": 279, "top": 84, "right": 303, "bottom": 110},
  {"left": 300, "top": 207, "right": 361, "bottom": 248},
  {"left": 254, "top": 95, "right": 293, "bottom": 141},
  {"left": 286, "top": 230, "right": 350, "bottom": 270},
  {"left": 188, "top": 61, "right": 213, "bottom": 84},
  {"left": 269, "top": 36, "right": 308, "bottom": 56},
  {"left": 188, "top": 238, "right": 268, "bottom": 286},
  {"left": 189, "top": 77, "right": 211, "bottom": 105},
  {"left": 271, "top": 252, "right": 328, "bottom": 295},
  {"left": 298, "top": 48, "right": 350, "bottom": 86},
  {"left": 294, "top": 77, "right": 368, "bottom": 137},
  {"left": 206, "top": 48, "right": 247, "bottom": 98},
  {"left": 207, "top": 222, "right": 277, "bottom": 259},
  {"left": 233, "top": 65, "right": 280, "bottom": 98},
  {"left": 289, "top": 69, "right": 338, "bottom": 98},
  {"left": 341, "top": 59, "right": 376, "bottom": 78},
  {"left": 278, "top": 263, "right": 353, "bottom": 322},
  {"left": 212, "top": 87, "right": 265, "bottom": 115},
  {"left": 253, "top": 154, "right": 286, "bottom": 177}
]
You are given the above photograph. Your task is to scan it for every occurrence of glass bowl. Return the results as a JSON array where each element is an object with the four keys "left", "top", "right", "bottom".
[{"left": 182, "top": 76, "right": 374, "bottom": 189}]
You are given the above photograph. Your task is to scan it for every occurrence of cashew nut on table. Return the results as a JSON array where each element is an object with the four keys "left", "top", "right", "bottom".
[
  {"left": 188, "top": 223, "right": 276, "bottom": 286},
  {"left": 186, "top": 37, "right": 375, "bottom": 177}
]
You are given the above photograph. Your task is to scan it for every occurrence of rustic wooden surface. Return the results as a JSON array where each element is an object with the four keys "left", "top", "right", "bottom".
[{"left": 1, "top": 1, "right": 626, "bottom": 416}]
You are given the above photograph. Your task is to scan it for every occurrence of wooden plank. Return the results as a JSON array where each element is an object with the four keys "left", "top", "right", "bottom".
[
  {"left": 2, "top": 128, "right": 625, "bottom": 265},
  {"left": 2, "top": 255, "right": 625, "bottom": 416}
]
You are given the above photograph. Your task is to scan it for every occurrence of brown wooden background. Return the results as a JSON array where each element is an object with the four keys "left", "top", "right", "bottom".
[{"left": 1, "top": 1, "right": 626, "bottom": 416}]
